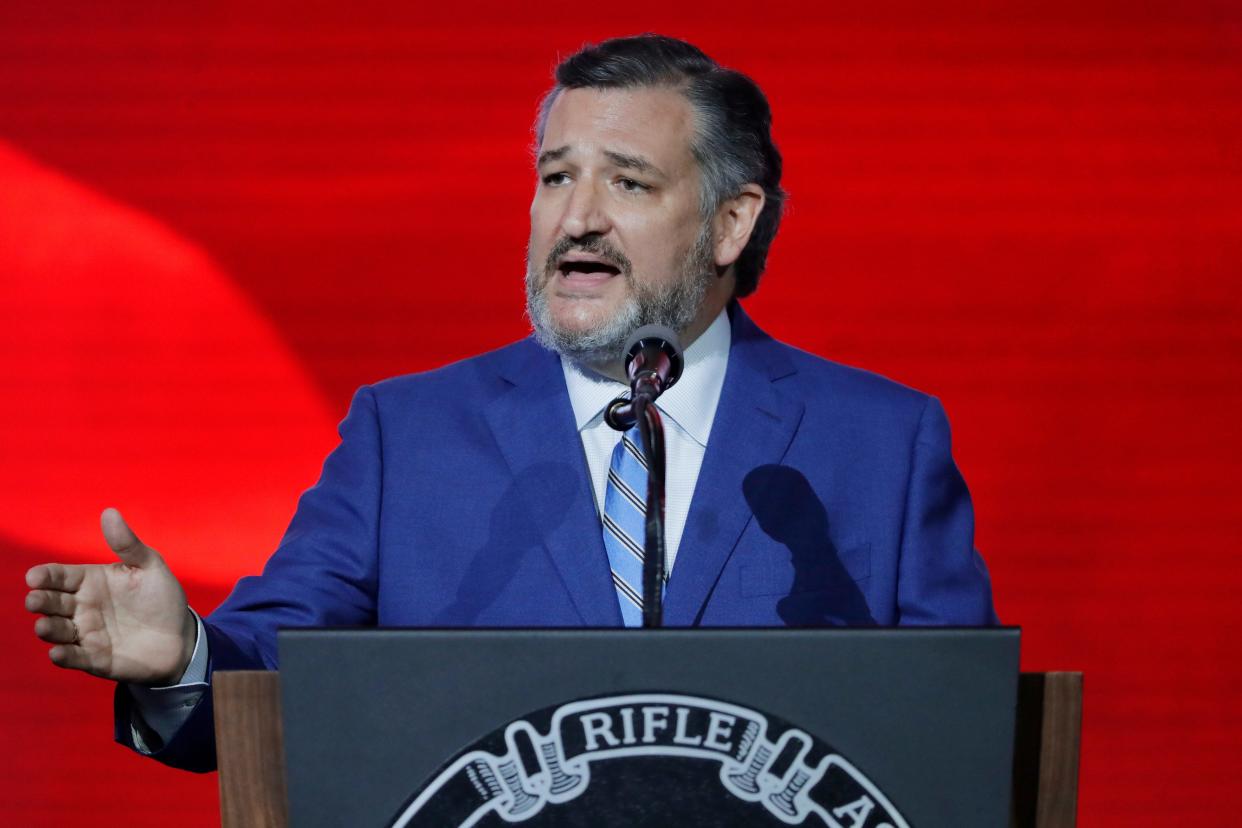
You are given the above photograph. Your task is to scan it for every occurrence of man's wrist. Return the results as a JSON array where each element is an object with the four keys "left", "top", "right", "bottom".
[
  {"left": 177, "top": 605, "right": 198, "bottom": 679},
  {"left": 125, "top": 610, "right": 209, "bottom": 752},
  {"left": 144, "top": 608, "right": 204, "bottom": 688}
]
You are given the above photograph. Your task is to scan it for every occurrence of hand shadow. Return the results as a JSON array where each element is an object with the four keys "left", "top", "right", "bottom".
[{"left": 742, "top": 465, "right": 876, "bottom": 626}]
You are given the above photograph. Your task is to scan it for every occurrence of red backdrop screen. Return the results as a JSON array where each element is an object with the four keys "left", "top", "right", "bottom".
[{"left": 3, "top": 2, "right": 1240, "bottom": 823}]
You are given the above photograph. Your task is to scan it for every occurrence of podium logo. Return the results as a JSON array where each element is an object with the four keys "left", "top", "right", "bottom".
[{"left": 389, "top": 693, "right": 909, "bottom": 827}]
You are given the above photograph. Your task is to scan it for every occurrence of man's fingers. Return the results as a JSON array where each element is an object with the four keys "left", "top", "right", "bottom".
[
  {"left": 25, "top": 563, "right": 85, "bottom": 592},
  {"left": 100, "top": 508, "right": 157, "bottom": 568},
  {"left": 34, "top": 615, "right": 79, "bottom": 645},
  {"left": 25, "top": 589, "right": 75, "bottom": 618},
  {"left": 48, "top": 645, "right": 92, "bottom": 671}
]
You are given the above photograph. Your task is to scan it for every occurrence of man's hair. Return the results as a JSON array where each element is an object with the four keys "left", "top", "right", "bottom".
[{"left": 536, "top": 34, "right": 786, "bottom": 298}]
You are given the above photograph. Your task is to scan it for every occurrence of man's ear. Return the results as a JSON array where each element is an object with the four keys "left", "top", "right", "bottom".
[{"left": 712, "top": 184, "right": 766, "bottom": 270}]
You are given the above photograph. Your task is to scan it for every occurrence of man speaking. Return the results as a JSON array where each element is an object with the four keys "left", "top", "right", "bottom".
[{"left": 24, "top": 34, "right": 997, "bottom": 772}]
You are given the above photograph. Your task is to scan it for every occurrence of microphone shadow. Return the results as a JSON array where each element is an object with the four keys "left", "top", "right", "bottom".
[
  {"left": 742, "top": 465, "right": 876, "bottom": 627},
  {"left": 431, "top": 462, "right": 578, "bottom": 625}
]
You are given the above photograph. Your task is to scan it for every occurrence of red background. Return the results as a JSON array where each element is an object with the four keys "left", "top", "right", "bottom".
[{"left": 3, "top": 2, "right": 1240, "bottom": 823}]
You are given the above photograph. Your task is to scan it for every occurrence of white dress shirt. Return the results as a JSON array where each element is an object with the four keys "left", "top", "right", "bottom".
[{"left": 130, "top": 309, "right": 733, "bottom": 748}]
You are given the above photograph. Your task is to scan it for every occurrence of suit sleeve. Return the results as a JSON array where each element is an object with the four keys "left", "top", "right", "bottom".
[
  {"left": 895, "top": 396, "right": 999, "bottom": 625},
  {"left": 114, "top": 385, "right": 384, "bottom": 771}
]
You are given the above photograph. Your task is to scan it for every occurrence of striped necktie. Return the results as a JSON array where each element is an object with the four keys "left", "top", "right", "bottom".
[{"left": 602, "top": 424, "right": 649, "bottom": 627}]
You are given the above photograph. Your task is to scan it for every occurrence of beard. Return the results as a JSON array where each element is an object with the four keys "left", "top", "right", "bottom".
[{"left": 525, "top": 224, "right": 715, "bottom": 368}]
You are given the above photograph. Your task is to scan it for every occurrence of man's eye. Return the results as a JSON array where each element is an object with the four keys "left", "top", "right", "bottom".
[
  {"left": 542, "top": 172, "right": 570, "bottom": 186},
  {"left": 617, "top": 177, "right": 650, "bottom": 193}
]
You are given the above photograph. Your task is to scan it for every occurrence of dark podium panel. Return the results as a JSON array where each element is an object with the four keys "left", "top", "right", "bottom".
[{"left": 275, "top": 628, "right": 1019, "bottom": 827}]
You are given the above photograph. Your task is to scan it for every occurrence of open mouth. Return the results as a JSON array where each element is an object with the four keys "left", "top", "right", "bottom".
[{"left": 558, "top": 259, "right": 622, "bottom": 277}]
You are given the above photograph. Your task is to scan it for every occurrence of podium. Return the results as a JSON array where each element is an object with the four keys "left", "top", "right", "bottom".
[{"left": 213, "top": 630, "right": 1081, "bottom": 827}]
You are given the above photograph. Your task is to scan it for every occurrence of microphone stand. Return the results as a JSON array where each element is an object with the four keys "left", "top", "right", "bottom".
[
  {"left": 605, "top": 323, "right": 682, "bottom": 629},
  {"left": 631, "top": 396, "right": 666, "bottom": 628},
  {"left": 606, "top": 392, "right": 667, "bottom": 627}
]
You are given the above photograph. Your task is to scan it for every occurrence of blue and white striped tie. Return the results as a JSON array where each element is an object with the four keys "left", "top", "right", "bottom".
[{"left": 602, "top": 425, "right": 649, "bottom": 627}]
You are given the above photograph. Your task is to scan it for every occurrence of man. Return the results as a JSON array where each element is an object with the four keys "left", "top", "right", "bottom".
[{"left": 24, "top": 35, "right": 997, "bottom": 773}]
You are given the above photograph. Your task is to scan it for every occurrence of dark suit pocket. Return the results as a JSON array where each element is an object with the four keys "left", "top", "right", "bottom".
[{"left": 739, "top": 543, "right": 871, "bottom": 598}]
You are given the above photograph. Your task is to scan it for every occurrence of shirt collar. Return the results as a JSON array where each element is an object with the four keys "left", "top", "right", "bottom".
[{"left": 561, "top": 308, "right": 731, "bottom": 447}]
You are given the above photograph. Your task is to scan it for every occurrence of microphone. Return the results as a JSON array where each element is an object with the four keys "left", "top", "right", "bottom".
[{"left": 605, "top": 325, "right": 684, "bottom": 431}]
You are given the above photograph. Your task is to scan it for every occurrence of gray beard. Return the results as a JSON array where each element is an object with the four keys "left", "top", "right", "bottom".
[{"left": 525, "top": 225, "right": 715, "bottom": 368}]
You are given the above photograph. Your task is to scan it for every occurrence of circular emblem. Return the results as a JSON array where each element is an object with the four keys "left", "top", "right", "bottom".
[{"left": 390, "top": 693, "right": 909, "bottom": 827}]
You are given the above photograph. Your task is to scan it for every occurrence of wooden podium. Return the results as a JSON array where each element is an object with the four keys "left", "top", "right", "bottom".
[{"left": 212, "top": 670, "right": 1081, "bottom": 828}]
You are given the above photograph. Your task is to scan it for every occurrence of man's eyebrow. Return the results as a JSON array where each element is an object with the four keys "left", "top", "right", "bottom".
[
  {"left": 535, "top": 145, "right": 668, "bottom": 180},
  {"left": 604, "top": 150, "right": 665, "bottom": 179},
  {"left": 537, "top": 146, "right": 570, "bottom": 166}
]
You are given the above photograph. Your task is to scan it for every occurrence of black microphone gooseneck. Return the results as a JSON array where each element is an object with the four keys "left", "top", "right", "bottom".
[{"left": 605, "top": 326, "right": 684, "bottom": 628}]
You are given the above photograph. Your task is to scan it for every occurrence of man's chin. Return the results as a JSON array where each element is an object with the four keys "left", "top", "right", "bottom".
[
  {"left": 529, "top": 306, "right": 638, "bottom": 366},
  {"left": 545, "top": 300, "right": 633, "bottom": 338},
  {"left": 548, "top": 316, "right": 612, "bottom": 340},
  {"left": 545, "top": 295, "right": 618, "bottom": 325}
]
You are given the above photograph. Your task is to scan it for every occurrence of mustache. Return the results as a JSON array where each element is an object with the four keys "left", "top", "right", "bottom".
[{"left": 543, "top": 236, "right": 633, "bottom": 277}]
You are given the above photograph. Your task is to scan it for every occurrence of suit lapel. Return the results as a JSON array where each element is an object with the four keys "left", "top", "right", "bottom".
[
  {"left": 664, "top": 307, "right": 804, "bottom": 626},
  {"left": 483, "top": 341, "right": 622, "bottom": 627}
]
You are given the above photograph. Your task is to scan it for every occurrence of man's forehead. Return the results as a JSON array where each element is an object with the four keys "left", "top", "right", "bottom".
[{"left": 538, "top": 86, "right": 697, "bottom": 170}]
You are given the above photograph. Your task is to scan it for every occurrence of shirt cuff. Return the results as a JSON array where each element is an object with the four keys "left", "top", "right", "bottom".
[{"left": 126, "top": 609, "right": 209, "bottom": 752}]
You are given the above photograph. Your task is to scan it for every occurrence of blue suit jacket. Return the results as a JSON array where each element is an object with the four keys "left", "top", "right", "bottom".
[{"left": 118, "top": 304, "right": 996, "bottom": 770}]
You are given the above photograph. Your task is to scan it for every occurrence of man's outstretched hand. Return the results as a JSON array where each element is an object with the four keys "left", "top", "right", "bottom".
[{"left": 25, "top": 508, "right": 196, "bottom": 686}]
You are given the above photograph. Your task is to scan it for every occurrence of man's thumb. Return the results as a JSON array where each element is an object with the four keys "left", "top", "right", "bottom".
[{"left": 100, "top": 508, "right": 157, "bottom": 567}]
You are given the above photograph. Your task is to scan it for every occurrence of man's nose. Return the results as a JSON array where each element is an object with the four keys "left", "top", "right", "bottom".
[{"left": 559, "top": 177, "right": 611, "bottom": 239}]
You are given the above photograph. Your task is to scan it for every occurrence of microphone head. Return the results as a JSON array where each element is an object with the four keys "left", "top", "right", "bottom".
[{"left": 623, "top": 325, "right": 684, "bottom": 389}]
